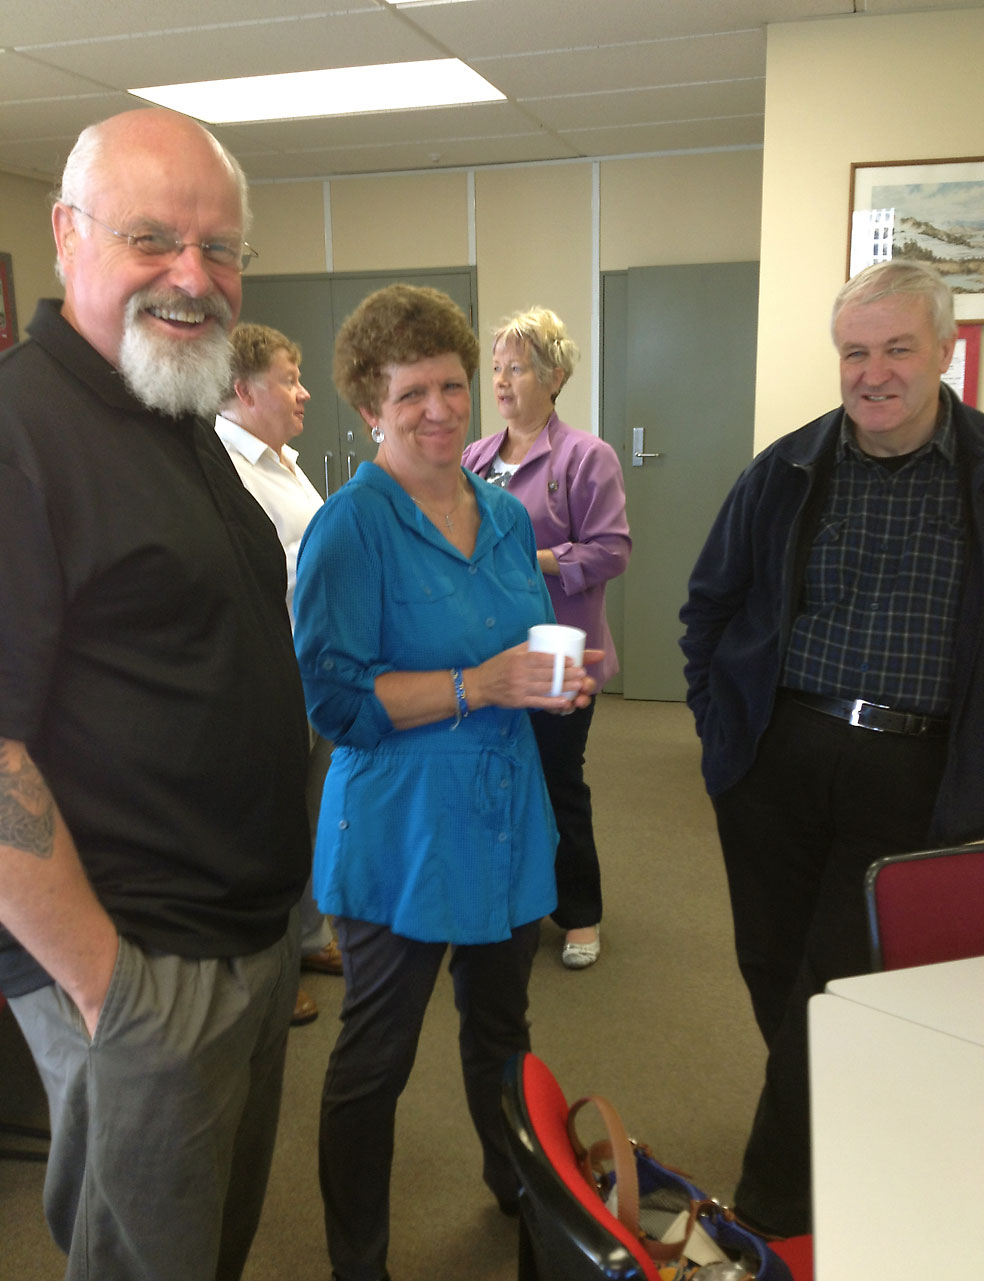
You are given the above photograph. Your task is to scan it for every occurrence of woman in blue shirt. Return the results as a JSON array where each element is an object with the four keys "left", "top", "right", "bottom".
[{"left": 293, "top": 284, "right": 599, "bottom": 1281}]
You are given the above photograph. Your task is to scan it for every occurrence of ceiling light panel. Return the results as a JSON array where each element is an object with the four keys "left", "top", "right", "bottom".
[{"left": 131, "top": 59, "right": 505, "bottom": 123}]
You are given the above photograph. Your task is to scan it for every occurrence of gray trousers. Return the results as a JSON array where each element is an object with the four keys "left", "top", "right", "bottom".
[
  {"left": 320, "top": 917, "right": 540, "bottom": 1281},
  {"left": 10, "top": 915, "right": 299, "bottom": 1281}
]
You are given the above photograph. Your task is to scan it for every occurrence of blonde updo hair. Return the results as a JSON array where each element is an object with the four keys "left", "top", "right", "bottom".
[{"left": 493, "top": 307, "right": 580, "bottom": 402}]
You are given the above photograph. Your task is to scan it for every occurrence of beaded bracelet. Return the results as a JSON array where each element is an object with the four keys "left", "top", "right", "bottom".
[{"left": 450, "top": 667, "right": 470, "bottom": 730}]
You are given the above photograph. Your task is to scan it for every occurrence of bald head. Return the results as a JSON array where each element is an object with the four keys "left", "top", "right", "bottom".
[{"left": 59, "top": 109, "right": 250, "bottom": 244}]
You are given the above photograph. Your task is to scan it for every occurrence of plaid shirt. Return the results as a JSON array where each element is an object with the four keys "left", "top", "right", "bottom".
[{"left": 782, "top": 399, "right": 964, "bottom": 716}]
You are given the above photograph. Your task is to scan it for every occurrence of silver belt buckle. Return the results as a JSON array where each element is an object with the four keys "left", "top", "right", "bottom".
[{"left": 849, "top": 698, "right": 891, "bottom": 730}]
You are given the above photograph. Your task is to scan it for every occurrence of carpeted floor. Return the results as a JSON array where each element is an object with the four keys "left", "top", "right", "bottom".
[{"left": 0, "top": 696, "right": 766, "bottom": 1281}]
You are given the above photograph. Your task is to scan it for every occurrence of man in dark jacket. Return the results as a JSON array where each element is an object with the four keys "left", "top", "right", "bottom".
[{"left": 680, "top": 259, "right": 984, "bottom": 1236}]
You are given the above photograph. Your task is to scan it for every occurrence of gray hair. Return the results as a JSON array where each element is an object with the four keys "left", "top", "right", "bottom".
[
  {"left": 831, "top": 260, "right": 956, "bottom": 344},
  {"left": 493, "top": 306, "right": 580, "bottom": 400}
]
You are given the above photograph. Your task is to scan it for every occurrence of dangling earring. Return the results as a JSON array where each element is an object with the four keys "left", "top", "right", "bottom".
[{"left": 371, "top": 424, "right": 385, "bottom": 444}]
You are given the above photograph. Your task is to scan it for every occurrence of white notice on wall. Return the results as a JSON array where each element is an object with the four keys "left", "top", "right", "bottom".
[{"left": 942, "top": 337, "right": 967, "bottom": 400}]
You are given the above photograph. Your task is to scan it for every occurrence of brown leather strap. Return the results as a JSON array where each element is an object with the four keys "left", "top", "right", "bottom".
[{"left": 567, "top": 1093, "right": 694, "bottom": 1265}]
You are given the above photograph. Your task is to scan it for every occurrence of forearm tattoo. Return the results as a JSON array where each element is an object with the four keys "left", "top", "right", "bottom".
[{"left": 0, "top": 740, "right": 56, "bottom": 858}]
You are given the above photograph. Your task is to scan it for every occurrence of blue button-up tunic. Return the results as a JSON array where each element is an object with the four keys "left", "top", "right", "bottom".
[{"left": 294, "top": 462, "right": 558, "bottom": 943}]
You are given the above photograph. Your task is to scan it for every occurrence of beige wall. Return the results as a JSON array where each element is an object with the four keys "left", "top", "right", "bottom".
[
  {"left": 474, "top": 164, "right": 595, "bottom": 437},
  {"left": 244, "top": 150, "right": 763, "bottom": 437},
  {"left": 332, "top": 171, "right": 471, "bottom": 272},
  {"left": 600, "top": 151, "right": 762, "bottom": 270},
  {"left": 0, "top": 172, "right": 61, "bottom": 337},
  {"left": 248, "top": 180, "right": 329, "bottom": 274},
  {"left": 756, "top": 8, "right": 984, "bottom": 450}
]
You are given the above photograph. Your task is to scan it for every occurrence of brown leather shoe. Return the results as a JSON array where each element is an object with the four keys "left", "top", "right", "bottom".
[
  {"left": 291, "top": 987, "right": 318, "bottom": 1026},
  {"left": 301, "top": 940, "right": 344, "bottom": 976}
]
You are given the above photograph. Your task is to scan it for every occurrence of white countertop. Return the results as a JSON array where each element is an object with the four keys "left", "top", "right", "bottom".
[
  {"left": 810, "top": 955, "right": 984, "bottom": 1280},
  {"left": 825, "top": 954, "right": 984, "bottom": 1044}
]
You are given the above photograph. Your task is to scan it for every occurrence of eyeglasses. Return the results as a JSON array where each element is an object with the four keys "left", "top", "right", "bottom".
[{"left": 68, "top": 206, "right": 258, "bottom": 273}]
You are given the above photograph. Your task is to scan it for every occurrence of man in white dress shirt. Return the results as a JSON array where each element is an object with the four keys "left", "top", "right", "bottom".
[
  {"left": 217, "top": 323, "right": 342, "bottom": 1023},
  {"left": 217, "top": 323, "right": 321, "bottom": 623}
]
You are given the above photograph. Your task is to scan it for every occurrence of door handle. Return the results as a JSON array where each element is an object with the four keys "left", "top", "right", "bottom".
[
  {"left": 324, "top": 452, "right": 333, "bottom": 494},
  {"left": 346, "top": 452, "right": 355, "bottom": 482},
  {"left": 632, "top": 427, "right": 663, "bottom": 467}
]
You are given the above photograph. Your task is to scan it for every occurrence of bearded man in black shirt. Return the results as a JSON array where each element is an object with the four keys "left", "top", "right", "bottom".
[{"left": 0, "top": 108, "right": 310, "bottom": 1281}]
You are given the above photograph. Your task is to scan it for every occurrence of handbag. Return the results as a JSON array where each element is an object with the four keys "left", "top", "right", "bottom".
[{"left": 567, "top": 1093, "right": 793, "bottom": 1281}]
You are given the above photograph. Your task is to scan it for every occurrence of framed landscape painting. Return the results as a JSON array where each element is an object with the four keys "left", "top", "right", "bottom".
[{"left": 848, "top": 157, "right": 984, "bottom": 321}]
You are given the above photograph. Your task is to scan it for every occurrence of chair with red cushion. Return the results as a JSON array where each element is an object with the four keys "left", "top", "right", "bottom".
[
  {"left": 864, "top": 841, "right": 984, "bottom": 971},
  {"left": 501, "top": 1051, "right": 813, "bottom": 1281}
]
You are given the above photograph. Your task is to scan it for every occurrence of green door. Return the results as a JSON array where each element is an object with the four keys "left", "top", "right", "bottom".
[{"left": 603, "top": 261, "right": 759, "bottom": 700}]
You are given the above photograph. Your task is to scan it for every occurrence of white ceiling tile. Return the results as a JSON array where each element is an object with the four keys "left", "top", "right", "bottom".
[
  {"left": 560, "top": 116, "right": 765, "bottom": 157},
  {"left": 0, "top": 52, "right": 116, "bottom": 103},
  {"left": 525, "top": 80, "right": 765, "bottom": 133},
  {"left": 239, "top": 132, "right": 578, "bottom": 179},
  {"left": 861, "top": 0, "right": 984, "bottom": 9},
  {"left": 401, "top": 0, "right": 851, "bottom": 58},
  {"left": 0, "top": 94, "right": 132, "bottom": 142},
  {"left": 15, "top": 12, "right": 440, "bottom": 89},
  {"left": 475, "top": 29, "right": 765, "bottom": 100},
  {"left": 0, "top": 0, "right": 961, "bottom": 181},
  {"left": 2, "top": 0, "right": 372, "bottom": 47}
]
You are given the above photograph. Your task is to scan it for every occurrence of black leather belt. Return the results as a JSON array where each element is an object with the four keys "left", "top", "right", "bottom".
[{"left": 784, "top": 690, "right": 949, "bottom": 737}]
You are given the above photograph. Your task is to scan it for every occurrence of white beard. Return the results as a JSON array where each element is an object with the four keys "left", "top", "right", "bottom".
[{"left": 118, "top": 288, "right": 234, "bottom": 419}]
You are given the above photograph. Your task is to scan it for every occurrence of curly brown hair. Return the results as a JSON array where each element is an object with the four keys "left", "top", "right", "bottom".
[{"left": 333, "top": 284, "right": 480, "bottom": 414}]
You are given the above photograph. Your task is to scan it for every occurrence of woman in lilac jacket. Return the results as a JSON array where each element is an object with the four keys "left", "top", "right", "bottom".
[{"left": 463, "top": 307, "right": 631, "bottom": 968}]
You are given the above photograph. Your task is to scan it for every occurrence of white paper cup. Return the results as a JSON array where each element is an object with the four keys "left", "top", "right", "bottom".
[{"left": 527, "top": 624, "right": 587, "bottom": 698}]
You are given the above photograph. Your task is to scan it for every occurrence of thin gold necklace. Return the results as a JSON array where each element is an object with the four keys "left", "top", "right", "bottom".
[{"left": 411, "top": 478, "right": 466, "bottom": 533}]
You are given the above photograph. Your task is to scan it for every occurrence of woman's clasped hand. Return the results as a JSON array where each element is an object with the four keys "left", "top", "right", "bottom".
[{"left": 464, "top": 641, "right": 604, "bottom": 712}]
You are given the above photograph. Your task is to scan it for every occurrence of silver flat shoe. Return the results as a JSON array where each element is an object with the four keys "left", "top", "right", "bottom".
[{"left": 562, "top": 926, "right": 600, "bottom": 970}]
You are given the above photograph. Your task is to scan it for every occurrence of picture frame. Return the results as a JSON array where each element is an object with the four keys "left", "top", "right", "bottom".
[
  {"left": 0, "top": 252, "right": 18, "bottom": 351},
  {"left": 848, "top": 157, "right": 984, "bottom": 321}
]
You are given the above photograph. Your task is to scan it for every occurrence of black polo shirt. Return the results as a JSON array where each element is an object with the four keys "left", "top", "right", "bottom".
[{"left": 0, "top": 301, "right": 311, "bottom": 995}]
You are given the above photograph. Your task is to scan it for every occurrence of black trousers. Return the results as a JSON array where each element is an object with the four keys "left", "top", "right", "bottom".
[
  {"left": 319, "top": 917, "right": 540, "bottom": 1281},
  {"left": 530, "top": 697, "right": 602, "bottom": 929},
  {"left": 713, "top": 693, "right": 947, "bottom": 1236}
]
